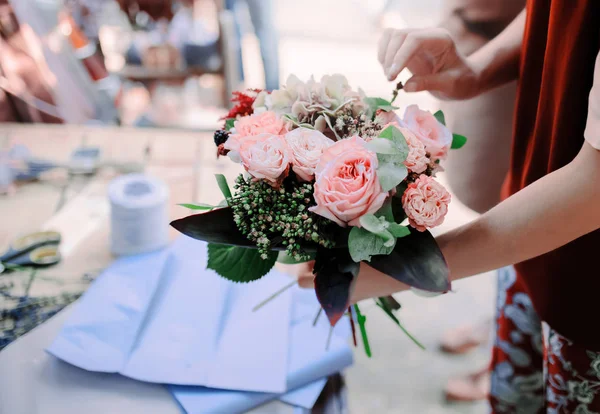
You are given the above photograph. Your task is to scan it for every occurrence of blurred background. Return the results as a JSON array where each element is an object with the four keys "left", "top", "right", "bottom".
[{"left": 0, "top": 0, "right": 520, "bottom": 412}]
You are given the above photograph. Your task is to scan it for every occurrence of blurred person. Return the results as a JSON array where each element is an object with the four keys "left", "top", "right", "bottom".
[
  {"left": 0, "top": 1, "right": 61, "bottom": 123},
  {"left": 225, "top": 0, "right": 279, "bottom": 91},
  {"left": 296, "top": 0, "right": 600, "bottom": 411},
  {"left": 435, "top": 0, "right": 529, "bottom": 404}
]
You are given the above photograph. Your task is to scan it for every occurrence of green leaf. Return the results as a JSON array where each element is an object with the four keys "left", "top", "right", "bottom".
[
  {"left": 215, "top": 174, "right": 233, "bottom": 201},
  {"left": 433, "top": 110, "right": 446, "bottom": 126},
  {"left": 451, "top": 133, "right": 467, "bottom": 149},
  {"left": 276, "top": 251, "right": 316, "bottom": 264},
  {"left": 366, "top": 138, "right": 403, "bottom": 155},
  {"left": 364, "top": 97, "right": 399, "bottom": 114},
  {"left": 178, "top": 203, "right": 218, "bottom": 211},
  {"left": 358, "top": 214, "right": 387, "bottom": 234},
  {"left": 224, "top": 118, "right": 235, "bottom": 131},
  {"left": 376, "top": 160, "right": 408, "bottom": 192},
  {"left": 388, "top": 223, "right": 411, "bottom": 238},
  {"left": 378, "top": 125, "right": 409, "bottom": 160},
  {"left": 375, "top": 299, "right": 425, "bottom": 350},
  {"left": 348, "top": 226, "right": 394, "bottom": 262},
  {"left": 207, "top": 243, "right": 277, "bottom": 283}
]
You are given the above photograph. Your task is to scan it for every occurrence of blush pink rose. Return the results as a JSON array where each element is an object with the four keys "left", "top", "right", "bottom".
[
  {"left": 225, "top": 111, "right": 288, "bottom": 162},
  {"left": 285, "top": 127, "right": 333, "bottom": 181},
  {"left": 402, "top": 175, "right": 451, "bottom": 232},
  {"left": 239, "top": 133, "right": 292, "bottom": 186},
  {"left": 400, "top": 127, "right": 429, "bottom": 174},
  {"left": 403, "top": 105, "right": 452, "bottom": 160},
  {"left": 375, "top": 109, "right": 405, "bottom": 128},
  {"left": 310, "top": 136, "right": 388, "bottom": 227}
]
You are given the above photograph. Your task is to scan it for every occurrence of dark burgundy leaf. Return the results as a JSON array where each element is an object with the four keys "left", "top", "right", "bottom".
[
  {"left": 171, "top": 207, "right": 348, "bottom": 251},
  {"left": 314, "top": 248, "right": 359, "bottom": 326},
  {"left": 369, "top": 227, "right": 450, "bottom": 292},
  {"left": 170, "top": 208, "right": 255, "bottom": 247}
]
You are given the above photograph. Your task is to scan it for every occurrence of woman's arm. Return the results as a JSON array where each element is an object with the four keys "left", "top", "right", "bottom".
[
  {"left": 349, "top": 49, "right": 600, "bottom": 302},
  {"left": 467, "top": 9, "right": 527, "bottom": 95},
  {"left": 349, "top": 140, "right": 600, "bottom": 302}
]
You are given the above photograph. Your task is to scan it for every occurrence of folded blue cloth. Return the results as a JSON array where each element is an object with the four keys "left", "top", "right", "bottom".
[{"left": 47, "top": 236, "right": 353, "bottom": 412}]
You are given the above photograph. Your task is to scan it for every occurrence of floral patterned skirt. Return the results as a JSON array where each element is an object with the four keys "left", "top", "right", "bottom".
[{"left": 490, "top": 267, "right": 600, "bottom": 414}]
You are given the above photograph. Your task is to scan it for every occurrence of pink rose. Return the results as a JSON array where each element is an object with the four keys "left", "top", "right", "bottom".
[
  {"left": 239, "top": 133, "right": 292, "bottom": 186},
  {"left": 225, "top": 111, "right": 288, "bottom": 162},
  {"left": 400, "top": 127, "right": 429, "bottom": 174},
  {"left": 402, "top": 175, "right": 451, "bottom": 232},
  {"left": 403, "top": 105, "right": 452, "bottom": 160},
  {"left": 310, "top": 136, "right": 388, "bottom": 226},
  {"left": 285, "top": 128, "right": 333, "bottom": 181},
  {"left": 375, "top": 109, "right": 405, "bottom": 128}
]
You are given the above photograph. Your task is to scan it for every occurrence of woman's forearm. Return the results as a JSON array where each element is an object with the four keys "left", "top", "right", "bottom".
[
  {"left": 351, "top": 142, "right": 600, "bottom": 302},
  {"left": 470, "top": 9, "right": 527, "bottom": 93},
  {"left": 438, "top": 142, "right": 600, "bottom": 281}
]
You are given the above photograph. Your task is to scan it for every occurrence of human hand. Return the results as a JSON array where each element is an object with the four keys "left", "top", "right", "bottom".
[
  {"left": 378, "top": 28, "right": 482, "bottom": 100},
  {"left": 285, "top": 260, "right": 408, "bottom": 303}
]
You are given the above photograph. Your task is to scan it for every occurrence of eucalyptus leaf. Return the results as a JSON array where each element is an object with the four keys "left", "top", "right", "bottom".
[
  {"left": 388, "top": 223, "right": 411, "bottom": 238},
  {"left": 207, "top": 243, "right": 277, "bottom": 283},
  {"left": 366, "top": 138, "right": 403, "bottom": 155},
  {"left": 378, "top": 125, "right": 409, "bottom": 158},
  {"left": 225, "top": 118, "right": 235, "bottom": 131},
  {"left": 433, "top": 110, "right": 446, "bottom": 126},
  {"left": 358, "top": 214, "right": 388, "bottom": 234},
  {"left": 348, "top": 226, "right": 395, "bottom": 262},
  {"left": 376, "top": 160, "right": 408, "bottom": 192},
  {"left": 215, "top": 174, "right": 232, "bottom": 201},
  {"left": 364, "top": 97, "right": 399, "bottom": 114},
  {"left": 451, "top": 133, "right": 468, "bottom": 149}
]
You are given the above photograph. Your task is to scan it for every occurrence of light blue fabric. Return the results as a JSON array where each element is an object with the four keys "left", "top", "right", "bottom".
[{"left": 47, "top": 236, "right": 352, "bottom": 412}]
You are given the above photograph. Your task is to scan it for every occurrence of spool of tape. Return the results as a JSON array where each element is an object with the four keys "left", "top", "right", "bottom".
[{"left": 108, "top": 173, "right": 169, "bottom": 256}]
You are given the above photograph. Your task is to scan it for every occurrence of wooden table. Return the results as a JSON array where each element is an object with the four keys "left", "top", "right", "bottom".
[{"left": 0, "top": 123, "right": 347, "bottom": 414}]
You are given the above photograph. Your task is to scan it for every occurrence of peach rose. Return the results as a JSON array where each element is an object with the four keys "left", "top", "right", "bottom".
[
  {"left": 375, "top": 109, "right": 405, "bottom": 128},
  {"left": 225, "top": 111, "right": 288, "bottom": 162},
  {"left": 402, "top": 175, "right": 451, "bottom": 232},
  {"left": 400, "top": 127, "right": 429, "bottom": 174},
  {"left": 310, "top": 136, "right": 388, "bottom": 226},
  {"left": 403, "top": 105, "right": 452, "bottom": 160},
  {"left": 239, "top": 133, "right": 292, "bottom": 186},
  {"left": 285, "top": 128, "right": 333, "bottom": 181}
]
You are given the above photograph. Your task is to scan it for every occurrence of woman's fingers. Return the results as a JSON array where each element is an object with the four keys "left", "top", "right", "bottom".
[
  {"left": 377, "top": 28, "right": 395, "bottom": 66},
  {"left": 381, "top": 28, "right": 455, "bottom": 81}
]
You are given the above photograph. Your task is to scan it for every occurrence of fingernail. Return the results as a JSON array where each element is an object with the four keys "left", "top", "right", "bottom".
[
  {"left": 387, "top": 64, "right": 399, "bottom": 80},
  {"left": 404, "top": 82, "right": 417, "bottom": 92}
]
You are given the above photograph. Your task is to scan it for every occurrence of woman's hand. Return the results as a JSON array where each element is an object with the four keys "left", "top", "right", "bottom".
[
  {"left": 285, "top": 260, "right": 409, "bottom": 303},
  {"left": 378, "top": 28, "right": 482, "bottom": 100}
]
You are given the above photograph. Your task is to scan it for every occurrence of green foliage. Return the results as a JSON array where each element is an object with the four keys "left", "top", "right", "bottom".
[
  {"left": 276, "top": 251, "right": 316, "bottom": 264},
  {"left": 224, "top": 118, "right": 235, "bottom": 131},
  {"left": 364, "top": 97, "right": 399, "bottom": 115},
  {"left": 451, "top": 133, "right": 468, "bottom": 149},
  {"left": 375, "top": 125, "right": 409, "bottom": 192},
  {"left": 433, "top": 110, "right": 446, "bottom": 126},
  {"left": 215, "top": 174, "right": 233, "bottom": 201},
  {"left": 207, "top": 243, "right": 277, "bottom": 283},
  {"left": 354, "top": 304, "right": 372, "bottom": 357}
]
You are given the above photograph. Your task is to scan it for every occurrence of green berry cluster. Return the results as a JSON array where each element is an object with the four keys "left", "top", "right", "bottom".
[{"left": 230, "top": 175, "right": 335, "bottom": 261}]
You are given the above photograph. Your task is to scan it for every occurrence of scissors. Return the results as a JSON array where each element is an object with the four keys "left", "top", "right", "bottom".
[{"left": 0, "top": 231, "right": 61, "bottom": 273}]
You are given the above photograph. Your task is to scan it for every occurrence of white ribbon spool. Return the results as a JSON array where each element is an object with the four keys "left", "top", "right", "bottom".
[{"left": 108, "top": 173, "right": 169, "bottom": 256}]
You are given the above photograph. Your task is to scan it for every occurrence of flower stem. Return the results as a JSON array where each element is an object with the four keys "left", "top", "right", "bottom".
[
  {"left": 375, "top": 300, "right": 425, "bottom": 350},
  {"left": 390, "top": 81, "right": 404, "bottom": 105},
  {"left": 252, "top": 279, "right": 297, "bottom": 312},
  {"left": 353, "top": 304, "right": 372, "bottom": 358}
]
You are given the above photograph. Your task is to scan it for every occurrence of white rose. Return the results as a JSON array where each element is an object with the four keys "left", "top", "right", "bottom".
[{"left": 285, "top": 127, "right": 333, "bottom": 181}]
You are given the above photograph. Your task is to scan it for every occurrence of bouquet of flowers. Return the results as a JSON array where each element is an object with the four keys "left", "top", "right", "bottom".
[{"left": 171, "top": 74, "right": 467, "bottom": 354}]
